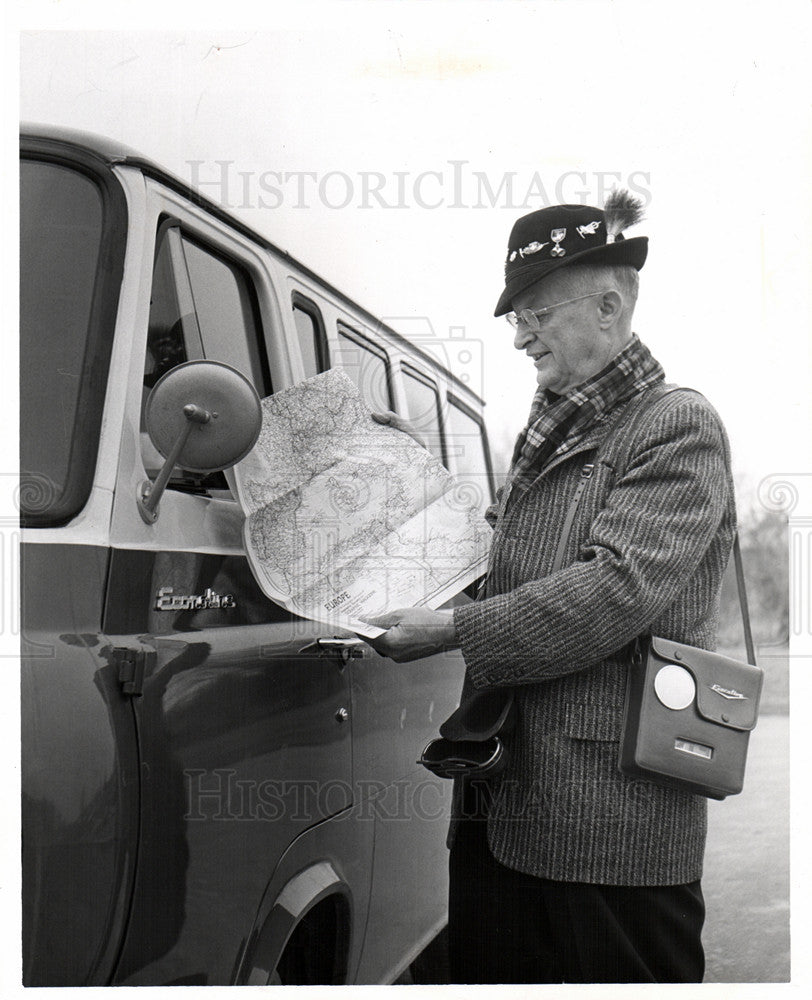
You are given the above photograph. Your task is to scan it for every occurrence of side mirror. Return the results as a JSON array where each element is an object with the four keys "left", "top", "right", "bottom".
[{"left": 137, "top": 360, "right": 262, "bottom": 523}]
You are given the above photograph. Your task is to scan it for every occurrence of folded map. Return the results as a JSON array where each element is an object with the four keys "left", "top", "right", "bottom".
[{"left": 232, "top": 369, "right": 491, "bottom": 637}]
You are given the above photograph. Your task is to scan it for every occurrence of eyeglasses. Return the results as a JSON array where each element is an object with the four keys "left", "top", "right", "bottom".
[{"left": 505, "top": 290, "right": 609, "bottom": 333}]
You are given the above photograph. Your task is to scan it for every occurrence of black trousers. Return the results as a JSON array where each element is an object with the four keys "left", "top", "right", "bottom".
[{"left": 448, "top": 812, "right": 705, "bottom": 984}]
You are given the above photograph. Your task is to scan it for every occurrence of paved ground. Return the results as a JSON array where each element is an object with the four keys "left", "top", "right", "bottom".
[{"left": 702, "top": 713, "right": 790, "bottom": 983}]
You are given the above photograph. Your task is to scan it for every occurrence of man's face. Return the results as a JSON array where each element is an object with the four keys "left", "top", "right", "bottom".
[{"left": 511, "top": 275, "right": 616, "bottom": 394}]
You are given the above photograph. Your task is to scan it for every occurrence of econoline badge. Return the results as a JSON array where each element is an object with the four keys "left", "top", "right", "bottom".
[{"left": 155, "top": 587, "right": 236, "bottom": 611}]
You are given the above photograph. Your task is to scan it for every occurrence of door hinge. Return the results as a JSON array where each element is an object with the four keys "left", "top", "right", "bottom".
[{"left": 114, "top": 647, "right": 154, "bottom": 697}]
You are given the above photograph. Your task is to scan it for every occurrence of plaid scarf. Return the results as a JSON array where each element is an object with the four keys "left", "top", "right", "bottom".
[{"left": 508, "top": 334, "right": 665, "bottom": 493}]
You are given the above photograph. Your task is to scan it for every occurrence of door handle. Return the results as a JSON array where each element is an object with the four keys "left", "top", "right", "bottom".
[{"left": 298, "top": 638, "right": 366, "bottom": 662}]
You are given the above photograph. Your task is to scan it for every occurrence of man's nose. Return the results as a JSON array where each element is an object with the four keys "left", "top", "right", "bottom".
[{"left": 513, "top": 322, "right": 533, "bottom": 351}]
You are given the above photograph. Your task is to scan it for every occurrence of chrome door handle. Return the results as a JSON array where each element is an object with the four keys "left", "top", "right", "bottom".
[{"left": 298, "top": 638, "right": 366, "bottom": 662}]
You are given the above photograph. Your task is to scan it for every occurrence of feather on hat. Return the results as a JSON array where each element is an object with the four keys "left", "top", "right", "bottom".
[{"left": 604, "top": 189, "right": 646, "bottom": 244}]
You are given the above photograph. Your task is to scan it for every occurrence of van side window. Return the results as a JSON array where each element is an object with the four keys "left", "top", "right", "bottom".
[
  {"left": 143, "top": 225, "right": 201, "bottom": 391},
  {"left": 401, "top": 364, "right": 446, "bottom": 466},
  {"left": 141, "top": 221, "right": 269, "bottom": 494},
  {"left": 446, "top": 395, "right": 495, "bottom": 505},
  {"left": 334, "top": 323, "right": 393, "bottom": 412},
  {"left": 292, "top": 293, "right": 329, "bottom": 378},
  {"left": 20, "top": 157, "right": 119, "bottom": 527},
  {"left": 181, "top": 236, "right": 271, "bottom": 396}
]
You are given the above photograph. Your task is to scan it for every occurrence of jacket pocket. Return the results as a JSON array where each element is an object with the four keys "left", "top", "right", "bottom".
[{"left": 563, "top": 702, "right": 624, "bottom": 742}]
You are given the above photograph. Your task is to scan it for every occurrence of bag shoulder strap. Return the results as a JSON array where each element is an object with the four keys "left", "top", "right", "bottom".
[
  {"left": 552, "top": 385, "right": 757, "bottom": 666},
  {"left": 551, "top": 460, "right": 596, "bottom": 573}
]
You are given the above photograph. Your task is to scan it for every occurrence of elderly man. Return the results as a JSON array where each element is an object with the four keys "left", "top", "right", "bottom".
[{"left": 368, "top": 192, "right": 735, "bottom": 984}]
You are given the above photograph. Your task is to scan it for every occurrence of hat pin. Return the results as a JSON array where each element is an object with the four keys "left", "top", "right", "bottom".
[{"left": 550, "top": 228, "right": 567, "bottom": 257}]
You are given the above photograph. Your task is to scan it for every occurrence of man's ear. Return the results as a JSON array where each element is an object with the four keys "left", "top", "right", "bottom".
[{"left": 597, "top": 289, "right": 623, "bottom": 328}]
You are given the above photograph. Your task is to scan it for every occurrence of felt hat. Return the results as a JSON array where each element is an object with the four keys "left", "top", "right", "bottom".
[{"left": 494, "top": 190, "right": 648, "bottom": 316}]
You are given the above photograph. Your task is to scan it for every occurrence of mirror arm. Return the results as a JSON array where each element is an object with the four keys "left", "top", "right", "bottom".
[{"left": 137, "top": 404, "right": 212, "bottom": 523}]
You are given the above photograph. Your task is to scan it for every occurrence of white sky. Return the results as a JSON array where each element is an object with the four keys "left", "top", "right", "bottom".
[
  {"left": 4, "top": 3, "right": 812, "bottom": 998},
  {"left": 13, "top": 2, "right": 812, "bottom": 505}
]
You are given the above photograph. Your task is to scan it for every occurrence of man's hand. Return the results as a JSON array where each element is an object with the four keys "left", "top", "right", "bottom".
[
  {"left": 370, "top": 410, "right": 428, "bottom": 449},
  {"left": 362, "top": 607, "right": 459, "bottom": 662}
]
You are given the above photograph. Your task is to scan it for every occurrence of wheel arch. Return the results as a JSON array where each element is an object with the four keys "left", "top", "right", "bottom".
[{"left": 238, "top": 860, "right": 353, "bottom": 985}]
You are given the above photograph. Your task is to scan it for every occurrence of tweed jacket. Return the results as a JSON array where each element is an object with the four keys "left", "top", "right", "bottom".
[{"left": 452, "top": 382, "right": 736, "bottom": 887}]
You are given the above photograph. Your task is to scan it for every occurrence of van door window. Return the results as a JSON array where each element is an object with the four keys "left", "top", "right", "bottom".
[
  {"left": 143, "top": 225, "right": 200, "bottom": 390},
  {"left": 401, "top": 364, "right": 446, "bottom": 466},
  {"left": 292, "top": 293, "right": 329, "bottom": 378},
  {"left": 181, "top": 236, "right": 271, "bottom": 395},
  {"left": 446, "top": 395, "right": 495, "bottom": 505},
  {"left": 141, "top": 222, "right": 269, "bottom": 494},
  {"left": 334, "top": 323, "right": 393, "bottom": 411}
]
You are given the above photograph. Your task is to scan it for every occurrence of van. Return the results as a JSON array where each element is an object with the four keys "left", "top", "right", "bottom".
[{"left": 19, "top": 124, "right": 495, "bottom": 986}]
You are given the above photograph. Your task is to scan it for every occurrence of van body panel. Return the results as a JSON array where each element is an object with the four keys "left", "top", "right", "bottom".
[
  {"left": 20, "top": 124, "right": 494, "bottom": 984},
  {"left": 21, "top": 542, "right": 140, "bottom": 986},
  {"left": 104, "top": 551, "right": 355, "bottom": 986},
  {"left": 349, "top": 647, "right": 464, "bottom": 984}
]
